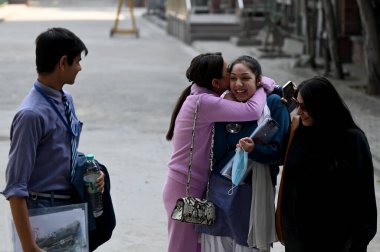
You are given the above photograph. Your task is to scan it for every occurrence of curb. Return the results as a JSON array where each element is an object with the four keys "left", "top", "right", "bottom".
[{"left": 0, "top": 3, "right": 27, "bottom": 21}]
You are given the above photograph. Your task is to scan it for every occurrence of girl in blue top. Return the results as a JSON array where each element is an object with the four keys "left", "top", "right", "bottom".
[{"left": 196, "top": 56, "right": 290, "bottom": 252}]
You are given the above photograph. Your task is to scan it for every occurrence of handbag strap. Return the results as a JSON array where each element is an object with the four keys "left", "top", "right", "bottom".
[
  {"left": 277, "top": 116, "right": 300, "bottom": 203},
  {"left": 276, "top": 115, "right": 300, "bottom": 213},
  {"left": 186, "top": 97, "right": 214, "bottom": 199}
]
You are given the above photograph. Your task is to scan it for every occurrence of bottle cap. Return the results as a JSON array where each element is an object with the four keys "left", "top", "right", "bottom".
[{"left": 86, "top": 154, "right": 95, "bottom": 161}]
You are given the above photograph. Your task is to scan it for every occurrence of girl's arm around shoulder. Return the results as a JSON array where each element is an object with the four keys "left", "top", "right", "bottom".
[
  {"left": 260, "top": 76, "right": 275, "bottom": 93},
  {"left": 200, "top": 88, "right": 267, "bottom": 123}
]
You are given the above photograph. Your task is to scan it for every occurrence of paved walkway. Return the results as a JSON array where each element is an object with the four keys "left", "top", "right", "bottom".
[{"left": 0, "top": 2, "right": 379, "bottom": 251}]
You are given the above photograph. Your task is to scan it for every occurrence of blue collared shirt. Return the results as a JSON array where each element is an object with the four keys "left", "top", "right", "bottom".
[{"left": 2, "top": 81, "right": 82, "bottom": 198}]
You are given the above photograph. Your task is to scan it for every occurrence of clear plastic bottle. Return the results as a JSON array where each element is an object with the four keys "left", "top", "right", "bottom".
[{"left": 83, "top": 154, "right": 103, "bottom": 217}]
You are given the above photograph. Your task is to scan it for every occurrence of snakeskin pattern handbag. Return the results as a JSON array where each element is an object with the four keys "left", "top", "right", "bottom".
[{"left": 171, "top": 98, "right": 216, "bottom": 225}]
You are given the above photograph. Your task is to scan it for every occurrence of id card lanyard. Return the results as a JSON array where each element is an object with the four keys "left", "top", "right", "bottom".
[{"left": 33, "top": 83, "right": 78, "bottom": 137}]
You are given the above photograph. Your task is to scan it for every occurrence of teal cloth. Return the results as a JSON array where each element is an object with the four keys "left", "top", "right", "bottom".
[{"left": 232, "top": 148, "right": 248, "bottom": 186}]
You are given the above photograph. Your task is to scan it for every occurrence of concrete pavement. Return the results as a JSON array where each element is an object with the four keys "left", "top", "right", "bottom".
[{"left": 0, "top": 1, "right": 379, "bottom": 251}]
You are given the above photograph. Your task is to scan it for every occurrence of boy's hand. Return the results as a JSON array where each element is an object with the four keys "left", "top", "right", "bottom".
[{"left": 96, "top": 171, "right": 105, "bottom": 193}]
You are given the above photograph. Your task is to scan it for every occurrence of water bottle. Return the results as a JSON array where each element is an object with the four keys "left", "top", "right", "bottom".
[{"left": 83, "top": 154, "right": 103, "bottom": 217}]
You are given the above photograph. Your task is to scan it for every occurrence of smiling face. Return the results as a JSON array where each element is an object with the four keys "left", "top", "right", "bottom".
[
  {"left": 229, "top": 63, "right": 259, "bottom": 102},
  {"left": 296, "top": 93, "right": 314, "bottom": 126}
]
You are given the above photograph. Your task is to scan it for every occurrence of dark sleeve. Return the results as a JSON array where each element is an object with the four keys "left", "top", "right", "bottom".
[
  {"left": 347, "top": 129, "right": 377, "bottom": 251},
  {"left": 249, "top": 94, "right": 290, "bottom": 165},
  {"left": 271, "top": 85, "right": 283, "bottom": 97}
]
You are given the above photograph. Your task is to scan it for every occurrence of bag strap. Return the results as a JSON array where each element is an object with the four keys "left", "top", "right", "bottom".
[
  {"left": 186, "top": 97, "right": 214, "bottom": 200},
  {"left": 283, "top": 116, "right": 299, "bottom": 172},
  {"left": 275, "top": 115, "right": 300, "bottom": 243}
]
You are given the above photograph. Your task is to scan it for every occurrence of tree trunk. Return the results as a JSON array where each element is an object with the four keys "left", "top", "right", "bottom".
[
  {"left": 302, "top": 0, "right": 317, "bottom": 68},
  {"left": 321, "top": 0, "right": 344, "bottom": 79},
  {"left": 356, "top": 0, "right": 380, "bottom": 95}
]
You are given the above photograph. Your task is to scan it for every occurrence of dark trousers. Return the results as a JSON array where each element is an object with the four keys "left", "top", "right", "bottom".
[
  {"left": 27, "top": 193, "right": 74, "bottom": 209},
  {"left": 285, "top": 238, "right": 351, "bottom": 252}
]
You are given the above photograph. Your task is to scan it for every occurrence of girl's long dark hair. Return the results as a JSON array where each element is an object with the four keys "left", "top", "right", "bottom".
[
  {"left": 297, "top": 76, "right": 360, "bottom": 132},
  {"left": 166, "top": 52, "right": 224, "bottom": 140},
  {"left": 166, "top": 85, "right": 191, "bottom": 140}
]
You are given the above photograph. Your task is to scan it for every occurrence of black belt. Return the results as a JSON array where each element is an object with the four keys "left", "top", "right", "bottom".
[{"left": 29, "top": 191, "right": 72, "bottom": 200}]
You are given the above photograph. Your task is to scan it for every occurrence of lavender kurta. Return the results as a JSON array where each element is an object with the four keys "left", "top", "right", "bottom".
[{"left": 167, "top": 84, "right": 268, "bottom": 192}]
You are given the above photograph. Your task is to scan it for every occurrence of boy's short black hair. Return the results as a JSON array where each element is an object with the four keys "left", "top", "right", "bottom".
[{"left": 35, "top": 27, "right": 88, "bottom": 74}]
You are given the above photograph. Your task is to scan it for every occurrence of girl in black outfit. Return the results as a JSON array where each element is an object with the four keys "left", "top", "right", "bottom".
[{"left": 281, "top": 76, "right": 377, "bottom": 252}]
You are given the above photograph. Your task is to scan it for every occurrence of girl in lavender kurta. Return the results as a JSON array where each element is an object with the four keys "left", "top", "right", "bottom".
[{"left": 162, "top": 53, "right": 275, "bottom": 252}]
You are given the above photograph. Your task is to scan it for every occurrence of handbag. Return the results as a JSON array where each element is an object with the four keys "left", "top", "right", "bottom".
[
  {"left": 275, "top": 116, "right": 300, "bottom": 245},
  {"left": 171, "top": 98, "right": 216, "bottom": 225}
]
